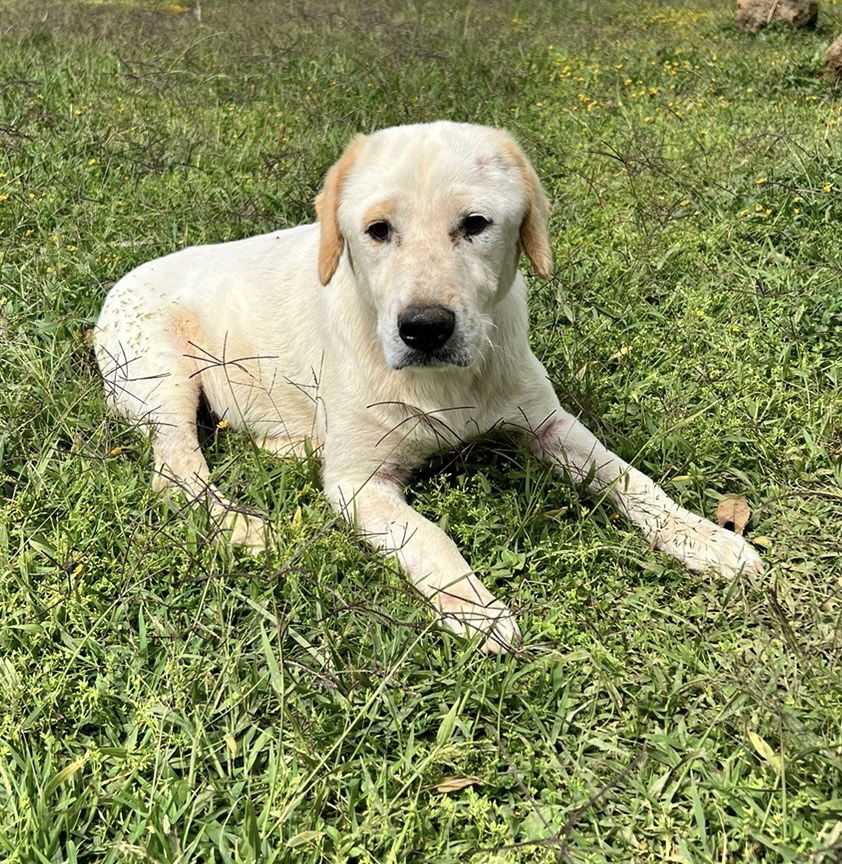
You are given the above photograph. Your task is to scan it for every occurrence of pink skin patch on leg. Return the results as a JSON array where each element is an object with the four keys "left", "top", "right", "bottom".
[
  {"left": 375, "top": 462, "right": 409, "bottom": 488},
  {"left": 531, "top": 417, "right": 566, "bottom": 455}
]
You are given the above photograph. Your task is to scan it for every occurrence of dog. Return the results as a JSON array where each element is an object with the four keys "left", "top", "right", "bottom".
[{"left": 95, "top": 121, "right": 763, "bottom": 653}]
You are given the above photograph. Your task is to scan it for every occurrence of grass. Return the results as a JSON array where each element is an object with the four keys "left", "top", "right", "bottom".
[{"left": 1, "top": 0, "right": 841, "bottom": 860}]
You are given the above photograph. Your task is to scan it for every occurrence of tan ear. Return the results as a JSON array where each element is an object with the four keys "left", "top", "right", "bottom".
[
  {"left": 315, "top": 135, "right": 366, "bottom": 285},
  {"left": 498, "top": 132, "right": 553, "bottom": 279}
]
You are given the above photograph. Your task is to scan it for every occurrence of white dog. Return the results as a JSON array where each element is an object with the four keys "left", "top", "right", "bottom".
[{"left": 95, "top": 121, "right": 762, "bottom": 653}]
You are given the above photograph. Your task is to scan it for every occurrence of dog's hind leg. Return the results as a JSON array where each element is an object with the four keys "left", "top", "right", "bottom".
[
  {"left": 152, "top": 415, "right": 269, "bottom": 552},
  {"left": 97, "top": 326, "right": 268, "bottom": 551}
]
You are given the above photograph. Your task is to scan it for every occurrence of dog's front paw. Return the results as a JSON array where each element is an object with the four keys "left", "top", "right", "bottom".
[
  {"left": 430, "top": 575, "right": 521, "bottom": 654},
  {"left": 652, "top": 508, "right": 764, "bottom": 578}
]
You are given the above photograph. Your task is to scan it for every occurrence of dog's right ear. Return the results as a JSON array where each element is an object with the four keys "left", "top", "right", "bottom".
[{"left": 315, "top": 135, "right": 366, "bottom": 286}]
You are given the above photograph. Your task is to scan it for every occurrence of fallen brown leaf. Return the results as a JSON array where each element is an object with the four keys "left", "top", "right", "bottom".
[
  {"left": 716, "top": 493, "right": 751, "bottom": 536},
  {"left": 434, "top": 776, "right": 482, "bottom": 794}
]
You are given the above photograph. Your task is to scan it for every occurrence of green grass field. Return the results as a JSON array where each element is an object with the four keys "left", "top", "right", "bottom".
[{"left": 1, "top": 0, "right": 841, "bottom": 860}]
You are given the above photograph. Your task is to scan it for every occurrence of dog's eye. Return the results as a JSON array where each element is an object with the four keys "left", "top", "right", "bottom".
[
  {"left": 366, "top": 221, "right": 392, "bottom": 243},
  {"left": 461, "top": 214, "right": 492, "bottom": 238}
]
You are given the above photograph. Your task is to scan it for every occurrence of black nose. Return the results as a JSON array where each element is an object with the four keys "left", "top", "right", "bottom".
[{"left": 397, "top": 304, "right": 455, "bottom": 352}]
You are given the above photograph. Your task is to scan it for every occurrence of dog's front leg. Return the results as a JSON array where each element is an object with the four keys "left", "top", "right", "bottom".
[
  {"left": 530, "top": 409, "right": 763, "bottom": 577},
  {"left": 324, "top": 475, "right": 520, "bottom": 653}
]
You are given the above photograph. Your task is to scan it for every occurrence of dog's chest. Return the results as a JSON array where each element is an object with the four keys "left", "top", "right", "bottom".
[{"left": 366, "top": 374, "right": 514, "bottom": 462}]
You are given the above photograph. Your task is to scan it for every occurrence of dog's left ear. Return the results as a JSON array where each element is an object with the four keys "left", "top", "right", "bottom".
[
  {"left": 315, "top": 134, "right": 366, "bottom": 286},
  {"left": 497, "top": 132, "right": 553, "bottom": 279}
]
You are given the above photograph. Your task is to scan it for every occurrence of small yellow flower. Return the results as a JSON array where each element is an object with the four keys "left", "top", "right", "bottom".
[
  {"left": 756, "top": 177, "right": 768, "bottom": 185},
  {"left": 28, "top": 192, "right": 35, "bottom": 200},
  {"left": 24, "top": 229, "right": 33, "bottom": 236},
  {"left": 87, "top": 158, "right": 98, "bottom": 166},
  {"left": 730, "top": 324, "right": 742, "bottom": 333},
  {"left": 109, "top": 446, "right": 123, "bottom": 456},
  {"left": 66, "top": 244, "right": 78, "bottom": 252},
  {"left": 0, "top": 194, "right": 7, "bottom": 202},
  {"left": 695, "top": 310, "right": 705, "bottom": 319},
  {"left": 217, "top": 419, "right": 229, "bottom": 430},
  {"left": 46, "top": 267, "right": 53, "bottom": 273},
  {"left": 823, "top": 182, "right": 833, "bottom": 193},
  {"left": 0, "top": 172, "right": 6, "bottom": 178}
]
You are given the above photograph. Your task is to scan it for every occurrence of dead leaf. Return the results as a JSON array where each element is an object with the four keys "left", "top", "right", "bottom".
[
  {"left": 748, "top": 731, "right": 782, "bottom": 772},
  {"left": 716, "top": 493, "right": 751, "bottom": 535},
  {"left": 434, "top": 776, "right": 482, "bottom": 794}
]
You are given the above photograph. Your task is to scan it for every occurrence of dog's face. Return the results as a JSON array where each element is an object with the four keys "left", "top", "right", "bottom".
[{"left": 316, "top": 122, "right": 552, "bottom": 370}]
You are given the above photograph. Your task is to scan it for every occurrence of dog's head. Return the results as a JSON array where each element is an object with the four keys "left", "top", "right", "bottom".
[{"left": 315, "top": 122, "right": 552, "bottom": 370}]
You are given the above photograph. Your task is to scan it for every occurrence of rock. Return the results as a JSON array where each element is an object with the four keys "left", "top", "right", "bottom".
[
  {"left": 825, "top": 34, "right": 842, "bottom": 81},
  {"left": 736, "top": 0, "right": 818, "bottom": 32}
]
